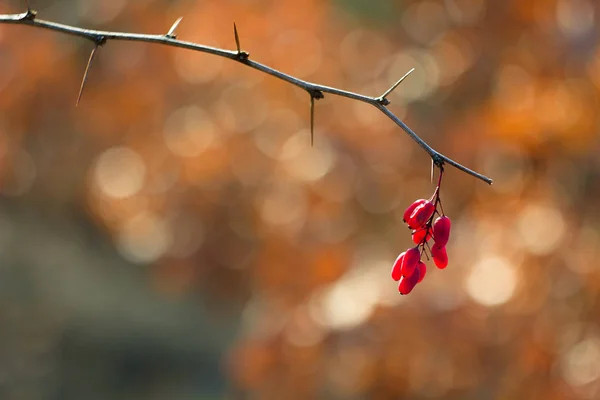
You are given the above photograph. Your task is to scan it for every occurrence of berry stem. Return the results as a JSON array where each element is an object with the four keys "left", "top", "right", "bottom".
[
  {"left": 418, "top": 165, "right": 445, "bottom": 252},
  {"left": 422, "top": 242, "right": 431, "bottom": 260},
  {"left": 437, "top": 197, "right": 445, "bottom": 216},
  {"left": 436, "top": 165, "right": 444, "bottom": 190}
]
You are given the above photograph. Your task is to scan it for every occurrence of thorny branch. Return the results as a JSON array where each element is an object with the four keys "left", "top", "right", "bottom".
[{"left": 0, "top": 7, "right": 493, "bottom": 184}]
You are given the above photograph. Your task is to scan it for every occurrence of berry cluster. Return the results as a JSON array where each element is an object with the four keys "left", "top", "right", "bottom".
[{"left": 391, "top": 169, "right": 452, "bottom": 295}]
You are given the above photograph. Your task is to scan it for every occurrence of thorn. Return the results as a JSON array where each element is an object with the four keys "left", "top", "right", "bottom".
[
  {"left": 431, "top": 159, "right": 434, "bottom": 183},
  {"left": 310, "top": 96, "right": 315, "bottom": 147},
  {"left": 379, "top": 67, "right": 415, "bottom": 102},
  {"left": 232, "top": 22, "right": 249, "bottom": 60},
  {"left": 307, "top": 89, "right": 323, "bottom": 146},
  {"left": 166, "top": 17, "right": 183, "bottom": 39},
  {"left": 233, "top": 22, "right": 241, "bottom": 53},
  {"left": 77, "top": 45, "right": 99, "bottom": 106}
]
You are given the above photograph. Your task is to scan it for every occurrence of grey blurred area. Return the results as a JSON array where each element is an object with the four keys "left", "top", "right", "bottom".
[{"left": 0, "top": 200, "right": 237, "bottom": 399}]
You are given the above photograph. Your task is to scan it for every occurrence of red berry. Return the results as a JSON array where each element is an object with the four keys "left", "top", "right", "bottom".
[
  {"left": 398, "top": 268, "right": 420, "bottom": 295},
  {"left": 433, "top": 216, "right": 451, "bottom": 247},
  {"left": 391, "top": 252, "right": 405, "bottom": 281},
  {"left": 403, "top": 199, "right": 427, "bottom": 224},
  {"left": 401, "top": 247, "right": 420, "bottom": 277},
  {"left": 412, "top": 227, "right": 432, "bottom": 244},
  {"left": 416, "top": 261, "right": 426, "bottom": 283},
  {"left": 407, "top": 201, "right": 435, "bottom": 229},
  {"left": 431, "top": 244, "right": 448, "bottom": 269}
]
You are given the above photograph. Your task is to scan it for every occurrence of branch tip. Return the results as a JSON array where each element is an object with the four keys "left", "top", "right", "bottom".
[
  {"left": 166, "top": 17, "right": 183, "bottom": 39},
  {"left": 379, "top": 67, "right": 415, "bottom": 101},
  {"left": 77, "top": 45, "right": 100, "bottom": 106}
]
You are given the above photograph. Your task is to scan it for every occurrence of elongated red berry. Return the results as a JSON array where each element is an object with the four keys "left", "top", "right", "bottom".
[
  {"left": 401, "top": 247, "right": 420, "bottom": 277},
  {"left": 407, "top": 201, "right": 435, "bottom": 229},
  {"left": 412, "top": 228, "right": 432, "bottom": 244},
  {"left": 433, "top": 216, "right": 451, "bottom": 247},
  {"left": 431, "top": 244, "right": 448, "bottom": 269},
  {"left": 391, "top": 252, "right": 405, "bottom": 281},
  {"left": 416, "top": 261, "right": 426, "bottom": 283},
  {"left": 399, "top": 268, "right": 420, "bottom": 295},
  {"left": 403, "top": 199, "right": 427, "bottom": 224}
]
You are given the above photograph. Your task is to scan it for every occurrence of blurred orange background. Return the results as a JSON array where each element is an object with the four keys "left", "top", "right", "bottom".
[{"left": 1, "top": 0, "right": 600, "bottom": 399}]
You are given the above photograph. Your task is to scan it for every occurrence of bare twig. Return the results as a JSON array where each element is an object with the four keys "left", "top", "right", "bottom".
[{"left": 0, "top": 9, "right": 493, "bottom": 184}]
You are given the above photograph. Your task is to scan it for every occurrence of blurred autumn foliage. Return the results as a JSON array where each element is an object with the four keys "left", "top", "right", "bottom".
[{"left": 1, "top": 0, "right": 600, "bottom": 398}]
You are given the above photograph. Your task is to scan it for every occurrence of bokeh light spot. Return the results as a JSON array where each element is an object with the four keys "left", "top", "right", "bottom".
[
  {"left": 164, "top": 106, "right": 216, "bottom": 157},
  {"left": 94, "top": 146, "right": 145, "bottom": 199},
  {"left": 387, "top": 50, "right": 440, "bottom": 102},
  {"left": 556, "top": 0, "right": 594, "bottom": 39},
  {"left": 312, "top": 269, "right": 379, "bottom": 331},
  {"left": 562, "top": 337, "right": 600, "bottom": 388},
  {"left": 281, "top": 130, "right": 335, "bottom": 182},
  {"left": 517, "top": 203, "right": 565, "bottom": 256},
  {"left": 402, "top": 1, "right": 448, "bottom": 44},
  {"left": 258, "top": 181, "right": 307, "bottom": 233},
  {"left": 466, "top": 257, "right": 517, "bottom": 307},
  {"left": 117, "top": 211, "right": 172, "bottom": 264}
]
